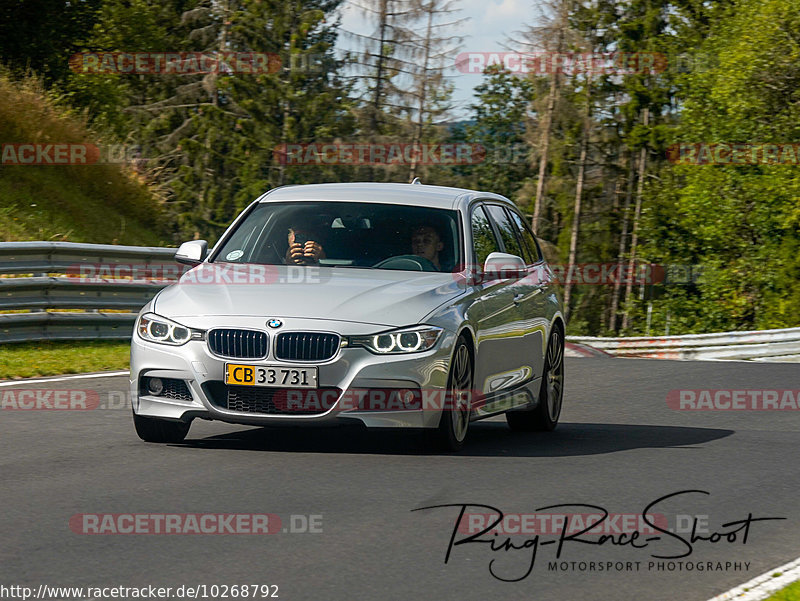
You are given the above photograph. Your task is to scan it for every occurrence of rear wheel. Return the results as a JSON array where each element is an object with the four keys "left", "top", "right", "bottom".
[
  {"left": 506, "top": 326, "right": 564, "bottom": 432},
  {"left": 427, "top": 336, "right": 473, "bottom": 452},
  {"left": 133, "top": 411, "right": 192, "bottom": 443}
]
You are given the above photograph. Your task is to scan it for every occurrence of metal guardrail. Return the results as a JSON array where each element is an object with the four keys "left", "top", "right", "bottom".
[
  {"left": 567, "top": 327, "right": 800, "bottom": 362},
  {"left": 0, "top": 241, "right": 177, "bottom": 343},
  {"left": 0, "top": 277, "right": 166, "bottom": 311},
  {"left": 0, "top": 312, "right": 139, "bottom": 343},
  {"left": 0, "top": 241, "right": 176, "bottom": 274}
]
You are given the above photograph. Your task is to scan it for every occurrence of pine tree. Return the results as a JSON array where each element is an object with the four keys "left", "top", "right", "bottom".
[
  {"left": 404, "top": 0, "right": 464, "bottom": 181},
  {"left": 462, "top": 66, "right": 534, "bottom": 200}
]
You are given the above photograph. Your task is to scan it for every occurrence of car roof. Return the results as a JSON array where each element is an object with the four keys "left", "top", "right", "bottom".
[{"left": 259, "top": 182, "right": 511, "bottom": 210}]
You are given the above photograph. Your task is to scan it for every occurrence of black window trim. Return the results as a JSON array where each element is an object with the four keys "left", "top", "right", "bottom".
[
  {"left": 504, "top": 205, "right": 544, "bottom": 265},
  {"left": 500, "top": 206, "right": 533, "bottom": 263},
  {"left": 482, "top": 203, "right": 520, "bottom": 259},
  {"left": 468, "top": 202, "right": 502, "bottom": 267},
  {"left": 480, "top": 202, "right": 544, "bottom": 267},
  {"left": 485, "top": 203, "right": 529, "bottom": 263}
]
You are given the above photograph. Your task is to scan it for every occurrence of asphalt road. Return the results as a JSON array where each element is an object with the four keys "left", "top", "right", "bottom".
[{"left": 1, "top": 358, "right": 799, "bottom": 601}]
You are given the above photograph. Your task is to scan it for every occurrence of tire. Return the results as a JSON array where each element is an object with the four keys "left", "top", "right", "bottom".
[
  {"left": 506, "top": 326, "right": 564, "bottom": 432},
  {"left": 427, "top": 336, "right": 474, "bottom": 452},
  {"left": 133, "top": 411, "right": 192, "bottom": 443}
]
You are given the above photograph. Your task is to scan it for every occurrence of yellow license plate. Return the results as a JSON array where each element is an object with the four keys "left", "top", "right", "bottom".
[{"left": 225, "top": 364, "right": 318, "bottom": 388}]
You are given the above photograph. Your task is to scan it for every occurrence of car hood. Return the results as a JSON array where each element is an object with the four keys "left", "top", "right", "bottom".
[{"left": 153, "top": 263, "right": 465, "bottom": 327}]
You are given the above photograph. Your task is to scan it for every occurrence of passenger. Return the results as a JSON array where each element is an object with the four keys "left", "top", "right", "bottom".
[{"left": 410, "top": 224, "right": 444, "bottom": 270}]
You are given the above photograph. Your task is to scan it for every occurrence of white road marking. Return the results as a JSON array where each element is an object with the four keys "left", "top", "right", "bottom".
[
  {"left": 706, "top": 556, "right": 800, "bottom": 601},
  {"left": 0, "top": 371, "right": 130, "bottom": 387}
]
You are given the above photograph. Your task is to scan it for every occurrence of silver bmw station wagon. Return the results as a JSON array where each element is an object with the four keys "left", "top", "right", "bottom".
[{"left": 130, "top": 182, "right": 564, "bottom": 451}]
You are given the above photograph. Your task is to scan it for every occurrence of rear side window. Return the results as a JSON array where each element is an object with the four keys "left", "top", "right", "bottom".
[
  {"left": 507, "top": 208, "right": 542, "bottom": 263},
  {"left": 471, "top": 205, "right": 500, "bottom": 265},
  {"left": 484, "top": 204, "right": 525, "bottom": 260}
]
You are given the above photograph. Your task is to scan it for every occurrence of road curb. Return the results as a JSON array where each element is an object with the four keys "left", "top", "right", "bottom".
[
  {"left": 706, "top": 556, "right": 800, "bottom": 601},
  {"left": 564, "top": 341, "right": 612, "bottom": 358}
]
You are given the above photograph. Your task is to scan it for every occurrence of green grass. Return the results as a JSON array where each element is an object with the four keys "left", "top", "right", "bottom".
[
  {"left": 0, "top": 72, "right": 170, "bottom": 245},
  {"left": 764, "top": 579, "right": 800, "bottom": 601},
  {"left": 0, "top": 169, "right": 167, "bottom": 245},
  {"left": 0, "top": 340, "right": 130, "bottom": 379}
]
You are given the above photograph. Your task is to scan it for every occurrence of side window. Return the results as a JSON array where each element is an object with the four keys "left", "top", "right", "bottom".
[
  {"left": 485, "top": 204, "right": 525, "bottom": 260},
  {"left": 471, "top": 205, "right": 501, "bottom": 266},
  {"left": 507, "top": 209, "right": 542, "bottom": 263}
]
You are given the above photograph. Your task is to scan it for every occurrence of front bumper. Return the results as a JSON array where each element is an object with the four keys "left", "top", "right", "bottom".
[{"left": 130, "top": 316, "right": 455, "bottom": 429}]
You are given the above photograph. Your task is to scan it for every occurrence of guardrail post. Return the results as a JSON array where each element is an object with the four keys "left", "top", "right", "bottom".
[{"left": 29, "top": 272, "right": 46, "bottom": 312}]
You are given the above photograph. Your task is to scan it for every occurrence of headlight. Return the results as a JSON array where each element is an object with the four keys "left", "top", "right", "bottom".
[
  {"left": 136, "top": 313, "right": 202, "bottom": 346},
  {"left": 348, "top": 326, "right": 443, "bottom": 354}
]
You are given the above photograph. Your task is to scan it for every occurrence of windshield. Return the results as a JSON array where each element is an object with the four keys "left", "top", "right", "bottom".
[{"left": 212, "top": 201, "right": 462, "bottom": 273}]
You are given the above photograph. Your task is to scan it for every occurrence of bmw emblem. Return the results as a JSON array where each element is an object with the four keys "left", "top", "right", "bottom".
[{"left": 267, "top": 319, "right": 283, "bottom": 329}]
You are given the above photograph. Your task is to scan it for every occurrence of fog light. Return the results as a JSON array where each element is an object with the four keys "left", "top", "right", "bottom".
[{"left": 147, "top": 377, "right": 164, "bottom": 396}]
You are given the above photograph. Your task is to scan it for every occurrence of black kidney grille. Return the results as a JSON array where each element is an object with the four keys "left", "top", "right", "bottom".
[
  {"left": 275, "top": 332, "right": 340, "bottom": 361},
  {"left": 208, "top": 329, "right": 268, "bottom": 359}
]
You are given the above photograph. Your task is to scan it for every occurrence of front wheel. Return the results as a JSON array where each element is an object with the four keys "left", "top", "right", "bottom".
[
  {"left": 133, "top": 411, "right": 192, "bottom": 443},
  {"left": 427, "top": 337, "right": 473, "bottom": 452},
  {"left": 506, "top": 327, "right": 564, "bottom": 432}
]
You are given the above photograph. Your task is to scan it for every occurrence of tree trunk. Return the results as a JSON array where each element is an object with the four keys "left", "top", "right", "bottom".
[
  {"left": 277, "top": 2, "right": 297, "bottom": 186},
  {"left": 408, "top": 3, "right": 433, "bottom": 182},
  {"left": 531, "top": 2, "right": 568, "bottom": 234},
  {"left": 608, "top": 149, "right": 635, "bottom": 331},
  {"left": 621, "top": 108, "right": 649, "bottom": 332},
  {"left": 532, "top": 49, "right": 560, "bottom": 234},
  {"left": 563, "top": 93, "right": 591, "bottom": 322},
  {"left": 371, "top": 0, "right": 390, "bottom": 134}
]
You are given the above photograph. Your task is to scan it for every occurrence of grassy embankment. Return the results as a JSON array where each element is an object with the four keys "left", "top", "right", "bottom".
[{"left": 0, "top": 72, "right": 170, "bottom": 378}]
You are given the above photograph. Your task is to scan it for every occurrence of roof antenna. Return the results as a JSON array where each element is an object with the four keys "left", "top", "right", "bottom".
[{"left": 410, "top": 177, "right": 422, "bottom": 185}]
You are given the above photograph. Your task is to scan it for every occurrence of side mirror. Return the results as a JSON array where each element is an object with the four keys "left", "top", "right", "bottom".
[
  {"left": 175, "top": 240, "right": 208, "bottom": 266},
  {"left": 483, "top": 252, "right": 527, "bottom": 280}
]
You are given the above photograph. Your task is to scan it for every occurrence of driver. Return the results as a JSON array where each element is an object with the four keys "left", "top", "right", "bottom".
[
  {"left": 410, "top": 224, "right": 444, "bottom": 270},
  {"left": 285, "top": 225, "right": 326, "bottom": 265}
]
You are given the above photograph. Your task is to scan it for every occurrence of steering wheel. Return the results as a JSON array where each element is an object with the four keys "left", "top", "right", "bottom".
[{"left": 373, "top": 254, "right": 439, "bottom": 272}]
